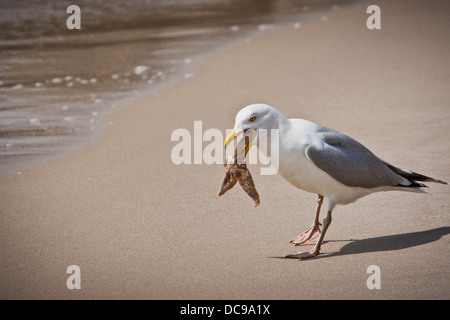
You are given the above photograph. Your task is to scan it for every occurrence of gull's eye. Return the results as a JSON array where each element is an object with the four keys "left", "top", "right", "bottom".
[{"left": 249, "top": 115, "right": 257, "bottom": 122}]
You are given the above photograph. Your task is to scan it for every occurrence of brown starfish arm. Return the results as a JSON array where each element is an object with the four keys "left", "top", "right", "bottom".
[
  {"left": 231, "top": 164, "right": 260, "bottom": 207},
  {"left": 217, "top": 166, "right": 238, "bottom": 196}
]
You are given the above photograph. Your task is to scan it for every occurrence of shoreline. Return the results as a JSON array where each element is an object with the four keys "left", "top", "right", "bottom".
[
  {"left": 0, "top": 0, "right": 449, "bottom": 300},
  {"left": 0, "top": 1, "right": 354, "bottom": 178}
]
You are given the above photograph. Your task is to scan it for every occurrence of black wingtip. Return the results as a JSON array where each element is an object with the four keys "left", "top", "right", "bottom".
[
  {"left": 431, "top": 178, "right": 447, "bottom": 185},
  {"left": 396, "top": 181, "right": 428, "bottom": 189},
  {"left": 382, "top": 161, "right": 447, "bottom": 187}
]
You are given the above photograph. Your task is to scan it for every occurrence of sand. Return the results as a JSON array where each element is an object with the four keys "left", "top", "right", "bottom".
[{"left": 0, "top": 0, "right": 449, "bottom": 300}]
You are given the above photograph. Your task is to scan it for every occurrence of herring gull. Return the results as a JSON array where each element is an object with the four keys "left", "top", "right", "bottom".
[{"left": 224, "top": 104, "right": 447, "bottom": 259}]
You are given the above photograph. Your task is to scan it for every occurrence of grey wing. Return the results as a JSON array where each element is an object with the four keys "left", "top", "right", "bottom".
[{"left": 305, "top": 132, "right": 408, "bottom": 188}]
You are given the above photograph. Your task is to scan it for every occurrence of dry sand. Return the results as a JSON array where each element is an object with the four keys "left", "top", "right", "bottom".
[{"left": 0, "top": 0, "right": 449, "bottom": 299}]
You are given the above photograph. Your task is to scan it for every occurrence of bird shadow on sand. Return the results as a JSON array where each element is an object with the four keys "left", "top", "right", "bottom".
[{"left": 271, "top": 226, "right": 450, "bottom": 261}]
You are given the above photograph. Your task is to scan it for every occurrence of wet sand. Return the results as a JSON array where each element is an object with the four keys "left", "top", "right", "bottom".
[{"left": 0, "top": 0, "right": 449, "bottom": 299}]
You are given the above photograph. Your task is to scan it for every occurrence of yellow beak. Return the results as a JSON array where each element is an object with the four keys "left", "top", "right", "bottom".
[
  {"left": 224, "top": 129, "right": 238, "bottom": 149},
  {"left": 224, "top": 129, "right": 256, "bottom": 156}
]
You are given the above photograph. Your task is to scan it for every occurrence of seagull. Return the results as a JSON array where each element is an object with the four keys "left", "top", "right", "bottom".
[{"left": 224, "top": 103, "right": 447, "bottom": 259}]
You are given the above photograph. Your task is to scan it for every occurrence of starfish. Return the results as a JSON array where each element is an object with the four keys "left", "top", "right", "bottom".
[{"left": 218, "top": 157, "right": 260, "bottom": 207}]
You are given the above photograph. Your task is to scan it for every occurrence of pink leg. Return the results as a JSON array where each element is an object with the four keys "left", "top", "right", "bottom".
[
  {"left": 290, "top": 195, "right": 323, "bottom": 246},
  {"left": 286, "top": 209, "right": 332, "bottom": 259}
]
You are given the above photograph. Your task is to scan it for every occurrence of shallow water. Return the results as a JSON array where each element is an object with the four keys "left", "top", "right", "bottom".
[{"left": 0, "top": 0, "right": 356, "bottom": 175}]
